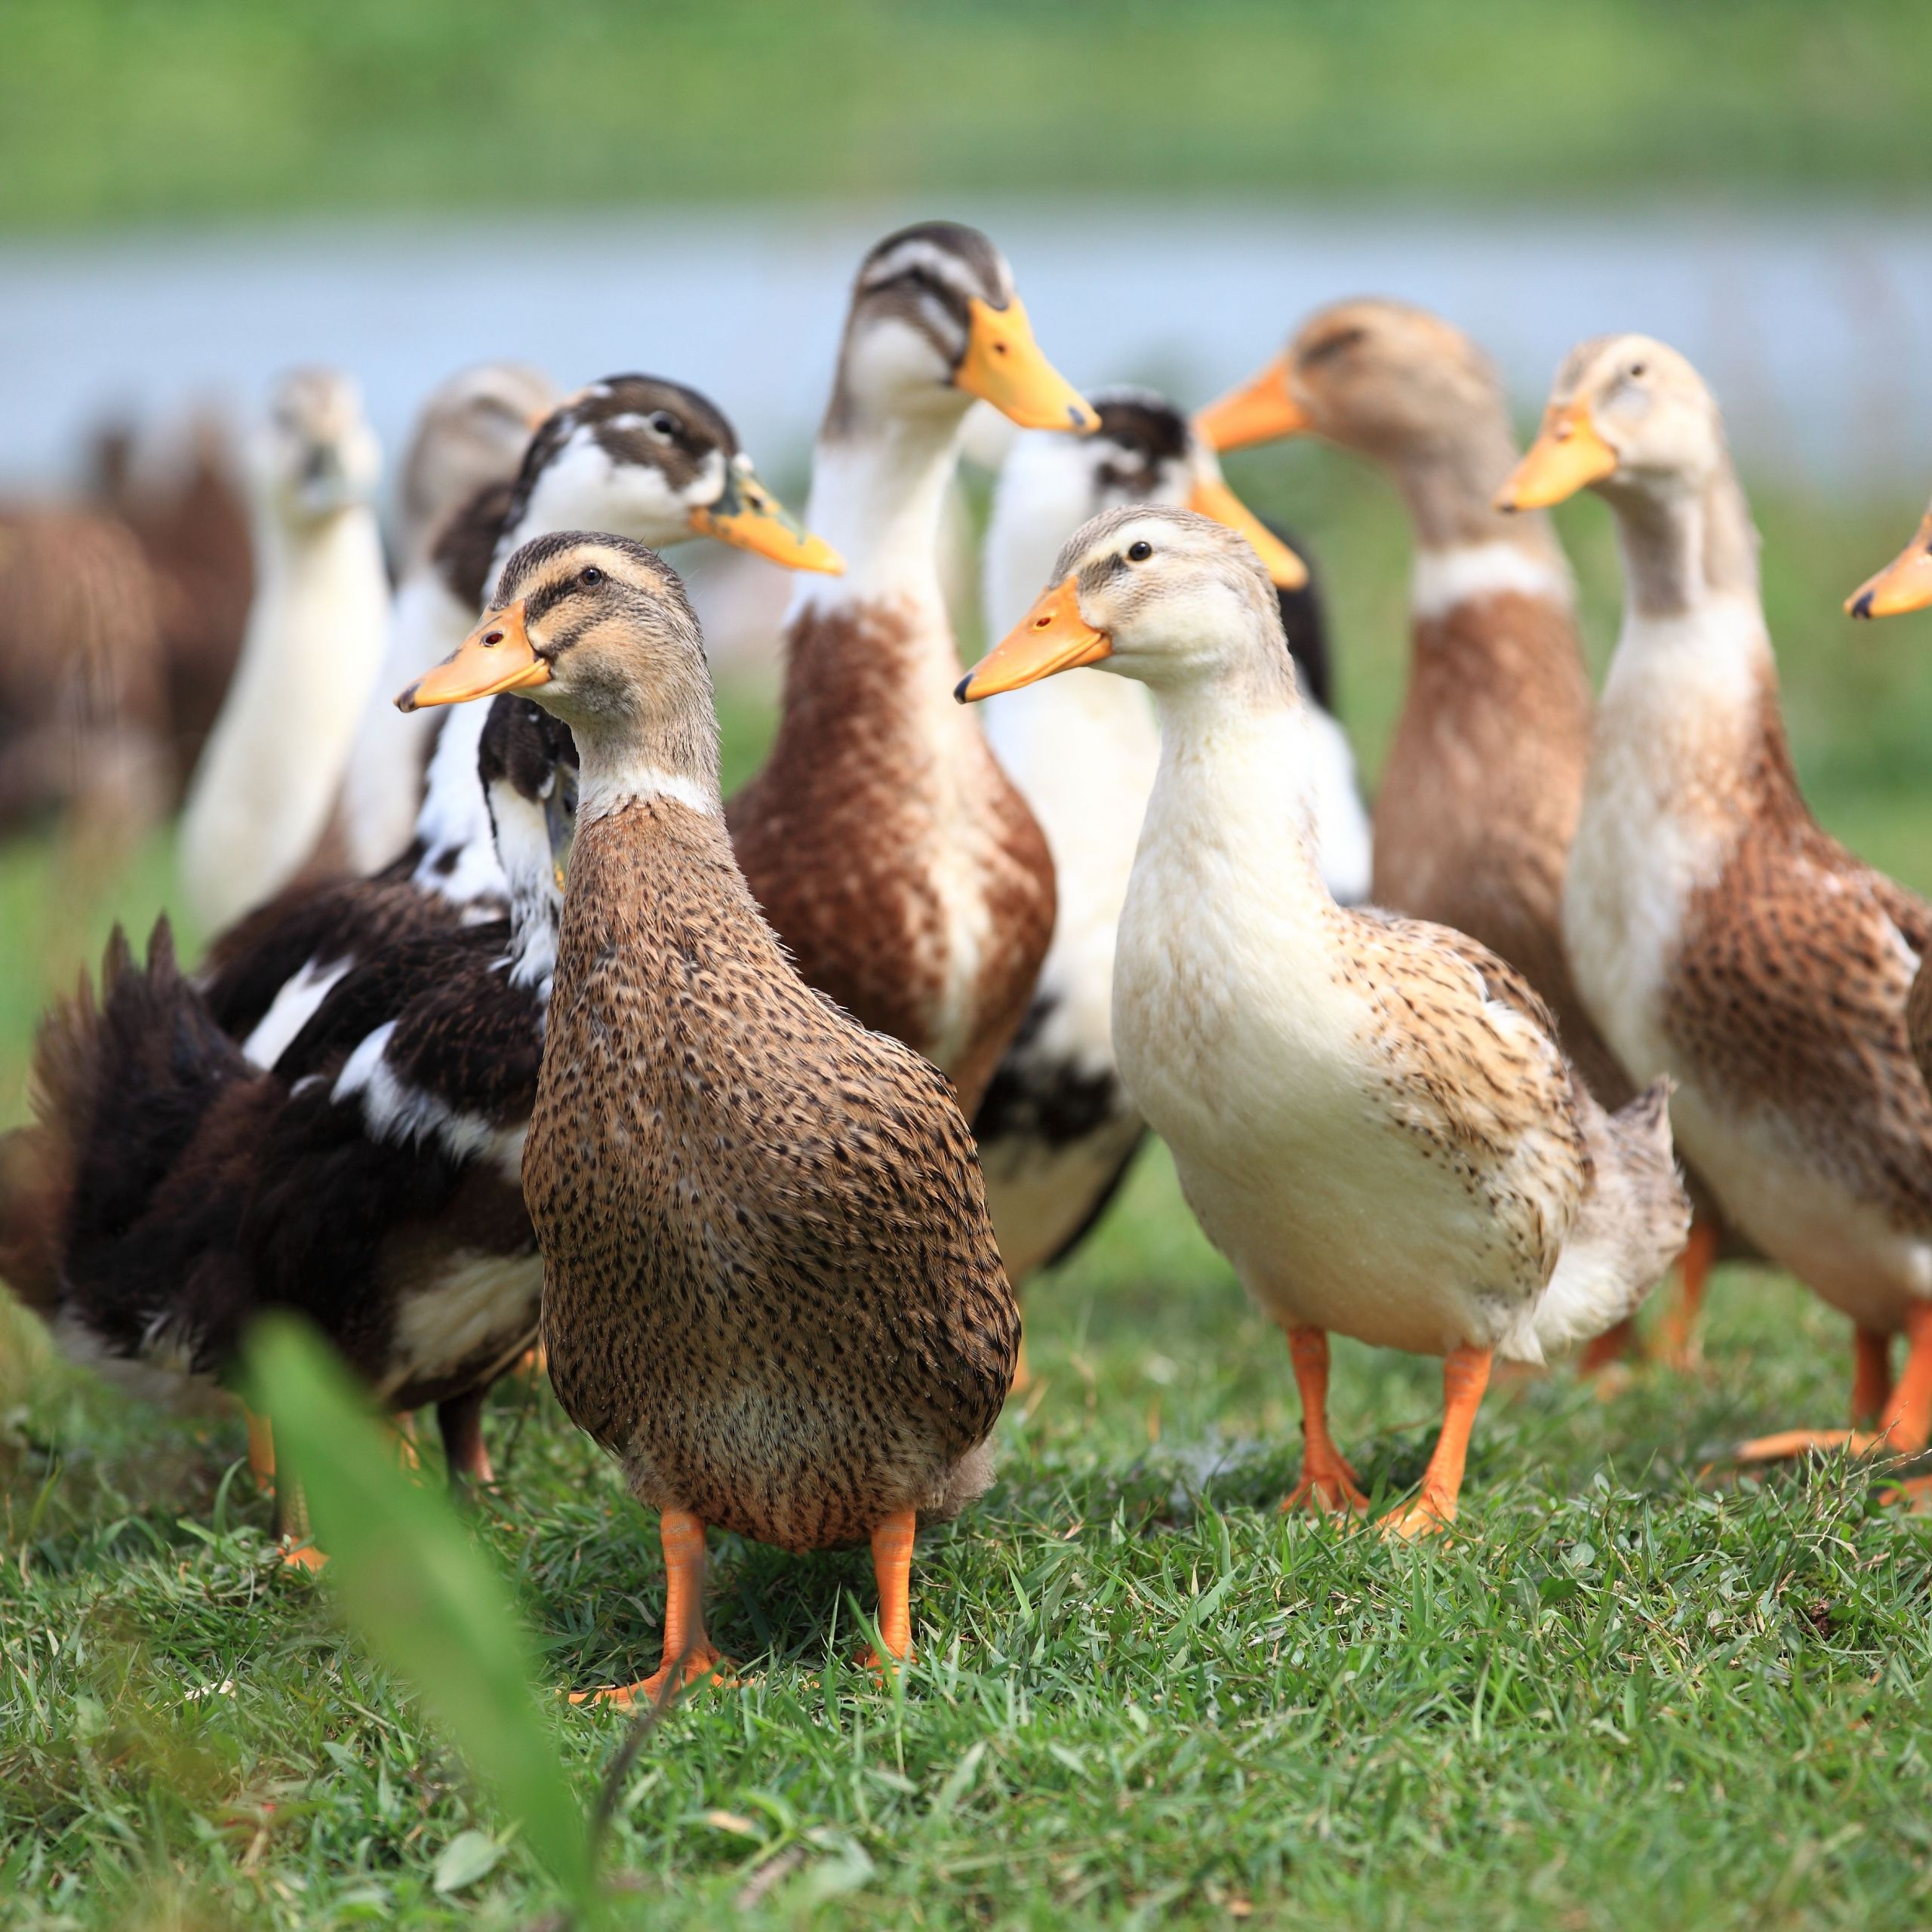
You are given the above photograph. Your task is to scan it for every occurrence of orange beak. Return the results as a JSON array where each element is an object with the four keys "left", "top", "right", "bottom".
[
  {"left": 1847, "top": 508, "right": 1932, "bottom": 619},
  {"left": 955, "top": 296, "right": 1099, "bottom": 434},
  {"left": 395, "top": 599, "right": 550, "bottom": 712},
  {"left": 955, "top": 576, "right": 1110, "bottom": 703},
  {"left": 1187, "top": 475, "right": 1308, "bottom": 589},
  {"left": 1194, "top": 355, "right": 1310, "bottom": 453},
  {"left": 1495, "top": 404, "right": 1620, "bottom": 511},
  {"left": 688, "top": 463, "right": 844, "bottom": 574}
]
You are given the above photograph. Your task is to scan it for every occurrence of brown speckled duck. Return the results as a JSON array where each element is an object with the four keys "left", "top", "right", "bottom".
[
  {"left": 1198, "top": 299, "right": 1733, "bottom": 1366},
  {"left": 400, "top": 531, "right": 1018, "bottom": 1699},
  {"left": 1501, "top": 335, "right": 1932, "bottom": 1460},
  {"left": 728, "top": 222, "right": 1097, "bottom": 1115},
  {"left": 959, "top": 508, "right": 1687, "bottom": 1535}
]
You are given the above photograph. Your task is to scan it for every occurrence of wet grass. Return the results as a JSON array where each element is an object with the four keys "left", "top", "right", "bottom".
[{"left": 5, "top": 469, "right": 1932, "bottom": 1924}]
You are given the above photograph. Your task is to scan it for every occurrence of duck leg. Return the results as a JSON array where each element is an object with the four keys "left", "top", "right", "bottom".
[
  {"left": 1280, "top": 1327, "right": 1368, "bottom": 1515},
  {"left": 861, "top": 1509, "right": 918, "bottom": 1669},
  {"left": 1853, "top": 1327, "right": 1894, "bottom": 1427},
  {"left": 244, "top": 1404, "right": 276, "bottom": 1491},
  {"left": 1734, "top": 1304, "right": 1932, "bottom": 1465},
  {"left": 1656, "top": 1215, "right": 1718, "bottom": 1371},
  {"left": 1380, "top": 1346, "right": 1492, "bottom": 1540},
  {"left": 436, "top": 1389, "right": 495, "bottom": 1490},
  {"left": 571, "top": 1509, "right": 721, "bottom": 1709}
]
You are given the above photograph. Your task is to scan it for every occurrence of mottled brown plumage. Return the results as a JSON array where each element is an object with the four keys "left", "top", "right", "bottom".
[{"left": 407, "top": 531, "right": 1017, "bottom": 1691}]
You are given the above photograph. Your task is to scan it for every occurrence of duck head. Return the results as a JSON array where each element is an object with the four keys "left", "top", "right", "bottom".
[
  {"left": 1496, "top": 334, "right": 1728, "bottom": 513},
  {"left": 258, "top": 368, "right": 382, "bottom": 524},
  {"left": 958, "top": 504, "right": 1283, "bottom": 702},
  {"left": 478, "top": 694, "right": 579, "bottom": 986},
  {"left": 396, "top": 361, "right": 559, "bottom": 567},
  {"left": 506, "top": 376, "right": 841, "bottom": 574},
  {"left": 826, "top": 221, "right": 1097, "bottom": 437},
  {"left": 1847, "top": 501, "right": 1932, "bottom": 620},
  {"left": 1001, "top": 386, "right": 1306, "bottom": 589},
  {"left": 1198, "top": 299, "right": 1510, "bottom": 469}
]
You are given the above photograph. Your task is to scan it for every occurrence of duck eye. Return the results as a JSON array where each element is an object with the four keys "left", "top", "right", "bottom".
[
  {"left": 649, "top": 412, "right": 679, "bottom": 437},
  {"left": 1628, "top": 362, "right": 1647, "bottom": 380},
  {"left": 579, "top": 565, "right": 604, "bottom": 586},
  {"left": 1127, "top": 540, "right": 1153, "bottom": 562}
]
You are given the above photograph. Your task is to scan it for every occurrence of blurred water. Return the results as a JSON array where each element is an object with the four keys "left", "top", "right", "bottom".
[{"left": 2, "top": 200, "right": 1929, "bottom": 492}]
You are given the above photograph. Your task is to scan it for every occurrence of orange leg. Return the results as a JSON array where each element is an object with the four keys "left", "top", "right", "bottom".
[
  {"left": 1735, "top": 1304, "right": 1932, "bottom": 1466},
  {"left": 570, "top": 1510, "right": 720, "bottom": 1709},
  {"left": 1280, "top": 1327, "right": 1368, "bottom": 1515},
  {"left": 437, "top": 1391, "right": 495, "bottom": 1488},
  {"left": 1380, "top": 1346, "right": 1493, "bottom": 1540},
  {"left": 1577, "top": 1317, "right": 1637, "bottom": 1377},
  {"left": 244, "top": 1406, "right": 276, "bottom": 1491},
  {"left": 1009, "top": 1332, "right": 1033, "bottom": 1397},
  {"left": 1657, "top": 1216, "right": 1718, "bottom": 1371},
  {"left": 863, "top": 1509, "right": 918, "bottom": 1670},
  {"left": 1853, "top": 1327, "right": 1894, "bottom": 1428}
]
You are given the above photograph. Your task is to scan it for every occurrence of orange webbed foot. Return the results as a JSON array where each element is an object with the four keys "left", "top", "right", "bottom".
[
  {"left": 1377, "top": 1491, "right": 1457, "bottom": 1542},
  {"left": 1280, "top": 1461, "right": 1370, "bottom": 1517},
  {"left": 279, "top": 1540, "right": 328, "bottom": 1572},
  {"left": 568, "top": 1645, "right": 726, "bottom": 1709},
  {"left": 1729, "top": 1427, "right": 1875, "bottom": 1466}
]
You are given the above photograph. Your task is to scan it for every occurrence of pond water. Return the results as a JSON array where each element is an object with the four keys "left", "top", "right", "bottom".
[{"left": 2, "top": 199, "right": 1929, "bottom": 492}]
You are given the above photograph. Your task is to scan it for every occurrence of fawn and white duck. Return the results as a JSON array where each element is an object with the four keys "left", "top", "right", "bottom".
[
  {"left": 974, "top": 387, "right": 1368, "bottom": 1291},
  {"left": 960, "top": 506, "right": 1687, "bottom": 1534},
  {"left": 1499, "top": 334, "right": 1932, "bottom": 1457},
  {"left": 399, "top": 533, "right": 1017, "bottom": 1698}
]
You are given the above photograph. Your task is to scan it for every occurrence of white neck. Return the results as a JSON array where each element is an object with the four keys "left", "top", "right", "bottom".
[
  {"left": 577, "top": 751, "right": 721, "bottom": 828},
  {"left": 178, "top": 499, "right": 389, "bottom": 930},
  {"left": 1410, "top": 540, "right": 1574, "bottom": 623}
]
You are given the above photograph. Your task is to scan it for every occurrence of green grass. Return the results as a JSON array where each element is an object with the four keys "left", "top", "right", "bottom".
[
  {"left": 8, "top": 466, "right": 1932, "bottom": 1926},
  {"left": 5, "top": 0, "right": 1932, "bottom": 229}
]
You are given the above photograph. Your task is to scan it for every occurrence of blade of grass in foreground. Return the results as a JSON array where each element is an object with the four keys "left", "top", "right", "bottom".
[{"left": 244, "top": 1315, "right": 595, "bottom": 1914}]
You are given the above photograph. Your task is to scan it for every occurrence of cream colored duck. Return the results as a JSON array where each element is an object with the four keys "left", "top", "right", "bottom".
[
  {"left": 178, "top": 370, "right": 389, "bottom": 930},
  {"left": 960, "top": 506, "right": 1687, "bottom": 1534},
  {"left": 341, "top": 361, "right": 559, "bottom": 872},
  {"left": 974, "top": 388, "right": 1366, "bottom": 1292},
  {"left": 1500, "top": 335, "right": 1932, "bottom": 1455},
  {"left": 398, "top": 532, "right": 1018, "bottom": 1699},
  {"left": 729, "top": 221, "right": 1096, "bottom": 1115}
]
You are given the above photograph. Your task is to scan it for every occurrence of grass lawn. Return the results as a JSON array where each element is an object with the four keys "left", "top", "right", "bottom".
[{"left": 6, "top": 455, "right": 1932, "bottom": 1927}]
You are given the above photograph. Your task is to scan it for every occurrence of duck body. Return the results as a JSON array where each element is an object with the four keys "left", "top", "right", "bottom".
[
  {"left": 178, "top": 371, "right": 389, "bottom": 931},
  {"left": 533, "top": 793, "right": 1016, "bottom": 1552}
]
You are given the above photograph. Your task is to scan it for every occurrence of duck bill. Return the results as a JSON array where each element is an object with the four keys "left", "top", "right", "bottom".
[
  {"left": 955, "top": 296, "right": 1099, "bottom": 434},
  {"left": 688, "top": 467, "right": 844, "bottom": 574},
  {"left": 955, "top": 577, "right": 1110, "bottom": 703},
  {"left": 1847, "top": 509, "right": 1932, "bottom": 618},
  {"left": 1194, "top": 355, "right": 1309, "bottom": 453},
  {"left": 395, "top": 600, "right": 550, "bottom": 712},
  {"left": 1188, "top": 475, "right": 1309, "bottom": 589},
  {"left": 1495, "top": 405, "right": 1619, "bottom": 511}
]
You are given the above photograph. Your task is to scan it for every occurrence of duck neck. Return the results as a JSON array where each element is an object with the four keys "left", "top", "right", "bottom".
[
  {"left": 1388, "top": 408, "right": 1564, "bottom": 558},
  {"left": 568, "top": 686, "right": 724, "bottom": 832},
  {"left": 1604, "top": 460, "right": 1761, "bottom": 622}
]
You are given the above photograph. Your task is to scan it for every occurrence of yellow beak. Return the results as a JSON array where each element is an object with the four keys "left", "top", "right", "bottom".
[
  {"left": 395, "top": 599, "right": 550, "bottom": 712},
  {"left": 1847, "top": 508, "right": 1932, "bottom": 619},
  {"left": 1194, "top": 355, "right": 1310, "bottom": 453},
  {"left": 955, "top": 575, "right": 1111, "bottom": 703},
  {"left": 1495, "top": 404, "right": 1620, "bottom": 511},
  {"left": 1187, "top": 475, "right": 1308, "bottom": 589},
  {"left": 955, "top": 296, "right": 1099, "bottom": 433},
  {"left": 688, "top": 464, "right": 844, "bottom": 574}
]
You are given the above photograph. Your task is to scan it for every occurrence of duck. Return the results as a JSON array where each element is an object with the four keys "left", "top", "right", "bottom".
[
  {"left": 728, "top": 222, "right": 1095, "bottom": 1115},
  {"left": 177, "top": 369, "right": 389, "bottom": 931},
  {"left": 0, "top": 694, "right": 577, "bottom": 1549},
  {"left": 1197, "top": 299, "right": 1734, "bottom": 1367},
  {"left": 341, "top": 373, "right": 837, "bottom": 887},
  {"left": 398, "top": 531, "right": 1018, "bottom": 1697},
  {"left": 340, "top": 363, "right": 560, "bottom": 872},
  {"left": 958, "top": 506, "right": 1687, "bottom": 1534},
  {"left": 0, "top": 506, "right": 171, "bottom": 848},
  {"left": 1498, "top": 334, "right": 1932, "bottom": 1458},
  {"left": 973, "top": 387, "right": 1370, "bottom": 1298}
]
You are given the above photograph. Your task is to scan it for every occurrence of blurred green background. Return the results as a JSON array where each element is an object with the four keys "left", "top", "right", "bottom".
[{"left": 5, "top": 0, "right": 1932, "bottom": 228}]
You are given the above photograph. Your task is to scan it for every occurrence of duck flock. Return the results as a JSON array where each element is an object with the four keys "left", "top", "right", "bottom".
[{"left": 5, "top": 219, "right": 1932, "bottom": 1703}]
